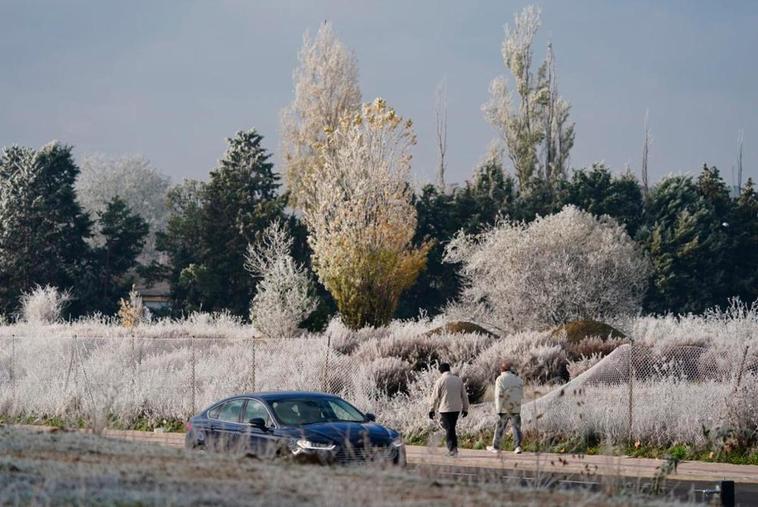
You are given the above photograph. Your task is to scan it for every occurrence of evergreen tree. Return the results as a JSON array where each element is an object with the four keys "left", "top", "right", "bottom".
[
  {"left": 397, "top": 185, "right": 461, "bottom": 318},
  {"left": 0, "top": 143, "right": 92, "bottom": 317},
  {"left": 155, "top": 180, "right": 207, "bottom": 314},
  {"left": 559, "top": 164, "right": 644, "bottom": 235},
  {"left": 178, "top": 130, "right": 286, "bottom": 316},
  {"left": 642, "top": 168, "right": 734, "bottom": 314},
  {"left": 454, "top": 158, "right": 518, "bottom": 231},
  {"left": 731, "top": 178, "right": 758, "bottom": 304},
  {"left": 89, "top": 197, "right": 149, "bottom": 314}
]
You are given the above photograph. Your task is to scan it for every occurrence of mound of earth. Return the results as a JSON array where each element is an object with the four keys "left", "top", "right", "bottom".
[
  {"left": 551, "top": 320, "right": 625, "bottom": 344},
  {"left": 424, "top": 321, "right": 499, "bottom": 338}
]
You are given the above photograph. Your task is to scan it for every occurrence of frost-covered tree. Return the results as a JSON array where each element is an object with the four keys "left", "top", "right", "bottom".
[
  {"left": 483, "top": 5, "right": 574, "bottom": 190},
  {"left": 303, "top": 98, "right": 429, "bottom": 329},
  {"left": 280, "top": 22, "right": 361, "bottom": 208},
  {"left": 445, "top": 205, "right": 650, "bottom": 331},
  {"left": 76, "top": 154, "right": 171, "bottom": 261},
  {"left": 245, "top": 220, "right": 317, "bottom": 338},
  {"left": 0, "top": 143, "right": 92, "bottom": 316}
]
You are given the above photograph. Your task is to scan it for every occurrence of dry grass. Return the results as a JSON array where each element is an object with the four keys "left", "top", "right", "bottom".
[{"left": 0, "top": 427, "right": 682, "bottom": 506}]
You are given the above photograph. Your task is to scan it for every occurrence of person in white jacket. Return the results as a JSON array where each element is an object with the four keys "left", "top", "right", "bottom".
[
  {"left": 429, "top": 363, "right": 469, "bottom": 456},
  {"left": 487, "top": 360, "right": 523, "bottom": 454}
]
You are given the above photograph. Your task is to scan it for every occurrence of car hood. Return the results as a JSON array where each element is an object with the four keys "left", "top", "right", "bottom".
[{"left": 276, "top": 421, "right": 398, "bottom": 447}]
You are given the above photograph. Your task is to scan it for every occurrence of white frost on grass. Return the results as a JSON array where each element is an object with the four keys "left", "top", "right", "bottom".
[{"left": 0, "top": 304, "right": 756, "bottom": 448}]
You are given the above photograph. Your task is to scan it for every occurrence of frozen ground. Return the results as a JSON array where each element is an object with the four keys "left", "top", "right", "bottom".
[{"left": 0, "top": 426, "right": 683, "bottom": 506}]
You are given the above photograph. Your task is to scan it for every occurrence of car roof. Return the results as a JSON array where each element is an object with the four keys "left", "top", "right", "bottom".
[{"left": 215, "top": 391, "right": 342, "bottom": 404}]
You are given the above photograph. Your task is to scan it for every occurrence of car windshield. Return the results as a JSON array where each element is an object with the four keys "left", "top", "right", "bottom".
[{"left": 269, "top": 397, "right": 365, "bottom": 425}]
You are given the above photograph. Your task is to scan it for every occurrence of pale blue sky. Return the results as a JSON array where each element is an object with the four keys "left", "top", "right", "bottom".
[{"left": 1, "top": 0, "right": 756, "bottom": 186}]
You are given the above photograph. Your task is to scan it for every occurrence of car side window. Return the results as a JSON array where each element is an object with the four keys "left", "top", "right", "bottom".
[
  {"left": 328, "top": 400, "right": 353, "bottom": 421},
  {"left": 218, "top": 399, "right": 245, "bottom": 423},
  {"left": 207, "top": 404, "right": 222, "bottom": 419},
  {"left": 243, "top": 399, "right": 272, "bottom": 427}
]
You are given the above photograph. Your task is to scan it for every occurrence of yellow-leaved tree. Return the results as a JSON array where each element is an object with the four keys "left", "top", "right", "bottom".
[{"left": 302, "top": 98, "right": 429, "bottom": 329}]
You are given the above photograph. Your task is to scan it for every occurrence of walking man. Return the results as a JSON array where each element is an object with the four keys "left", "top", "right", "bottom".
[
  {"left": 429, "top": 363, "right": 469, "bottom": 456},
  {"left": 487, "top": 360, "right": 523, "bottom": 454}
]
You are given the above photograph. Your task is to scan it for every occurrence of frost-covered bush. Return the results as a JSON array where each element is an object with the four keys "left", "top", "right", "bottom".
[
  {"left": 117, "top": 286, "right": 150, "bottom": 328},
  {"left": 566, "top": 354, "right": 604, "bottom": 379},
  {"left": 245, "top": 221, "right": 317, "bottom": 338},
  {"left": 469, "top": 331, "right": 565, "bottom": 386},
  {"left": 354, "top": 333, "right": 441, "bottom": 370},
  {"left": 19, "top": 285, "right": 71, "bottom": 324},
  {"left": 565, "top": 336, "right": 626, "bottom": 361},
  {"left": 445, "top": 205, "right": 650, "bottom": 331},
  {"left": 354, "top": 329, "right": 493, "bottom": 371},
  {"left": 362, "top": 357, "right": 412, "bottom": 396}
]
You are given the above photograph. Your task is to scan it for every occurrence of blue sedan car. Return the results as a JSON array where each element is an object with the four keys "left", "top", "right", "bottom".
[{"left": 185, "top": 391, "right": 406, "bottom": 465}]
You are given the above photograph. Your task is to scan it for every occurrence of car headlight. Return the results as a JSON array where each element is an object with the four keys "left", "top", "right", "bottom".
[
  {"left": 296, "top": 439, "right": 337, "bottom": 451},
  {"left": 391, "top": 437, "right": 404, "bottom": 448}
]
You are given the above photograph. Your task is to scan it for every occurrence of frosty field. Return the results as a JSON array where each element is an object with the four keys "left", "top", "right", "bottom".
[{"left": 1, "top": 304, "right": 756, "bottom": 456}]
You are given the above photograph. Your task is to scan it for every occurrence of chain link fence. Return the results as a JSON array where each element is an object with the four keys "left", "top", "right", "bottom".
[
  {"left": 0, "top": 334, "right": 358, "bottom": 430},
  {"left": 522, "top": 341, "right": 758, "bottom": 444}
]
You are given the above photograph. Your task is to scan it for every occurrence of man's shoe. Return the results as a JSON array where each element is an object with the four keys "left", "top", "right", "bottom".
[
  {"left": 447, "top": 448, "right": 458, "bottom": 457},
  {"left": 514, "top": 447, "right": 522, "bottom": 455},
  {"left": 485, "top": 446, "right": 499, "bottom": 454}
]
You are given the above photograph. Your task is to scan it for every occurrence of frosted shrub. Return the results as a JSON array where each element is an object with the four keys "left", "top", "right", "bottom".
[
  {"left": 567, "top": 354, "right": 603, "bottom": 379},
  {"left": 363, "top": 357, "right": 412, "bottom": 396},
  {"left": 354, "top": 333, "right": 440, "bottom": 370},
  {"left": 565, "top": 336, "right": 626, "bottom": 361},
  {"left": 118, "top": 286, "right": 150, "bottom": 328},
  {"left": 470, "top": 331, "right": 565, "bottom": 385},
  {"left": 445, "top": 206, "right": 650, "bottom": 331},
  {"left": 245, "top": 221, "right": 317, "bottom": 338},
  {"left": 19, "top": 285, "right": 70, "bottom": 324}
]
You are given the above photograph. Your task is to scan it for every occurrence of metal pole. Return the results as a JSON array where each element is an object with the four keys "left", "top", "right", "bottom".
[
  {"left": 190, "top": 336, "right": 196, "bottom": 416},
  {"left": 321, "top": 334, "right": 331, "bottom": 392},
  {"left": 250, "top": 337, "right": 256, "bottom": 392},
  {"left": 627, "top": 339, "right": 634, "bottom": 445},
  {"left": 720, "top": 480, "right": 735, "bottom": 507},
  {"left": 9, "top": 335, "right": 15, "bottom": 409}
]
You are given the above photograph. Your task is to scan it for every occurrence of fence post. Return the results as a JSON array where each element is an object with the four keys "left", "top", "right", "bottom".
[
  {"left": 250, "top": 338, "right": 256, "bottom": 392},
  {"left": 627, "top": 338, "right": 634, "bottom": 446},
  {"left": 9, "top": 334, "right": 15, "bottom": 411},
  {"left": 321, "top": 334, "right": 331, "bottom": 392},
  {"left": 190, "top": 335, "right": 196, "bottom": 416},
  {"left": 732, "top": 345, "right": 749, "bottom": 393}
]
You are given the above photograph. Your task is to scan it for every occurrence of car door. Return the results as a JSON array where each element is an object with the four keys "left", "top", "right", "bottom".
[
  {"left": 212, "top": 398, "right": 246, "bottom": 451},
  {"left": 241, "top": 398, "right": 279, "bottom": 458}
]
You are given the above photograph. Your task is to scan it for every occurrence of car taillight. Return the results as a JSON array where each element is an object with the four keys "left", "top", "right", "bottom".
[{"left": 186, "top": 421, "right": 192, "bottom": 432}]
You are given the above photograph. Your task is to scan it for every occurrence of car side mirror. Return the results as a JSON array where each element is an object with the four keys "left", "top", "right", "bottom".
[
  {"left": 364, "top": 413, "right": 376, "bottom": 422},
  {"left": 249, "top": 417, "right": 267, "bottom": 430}
]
